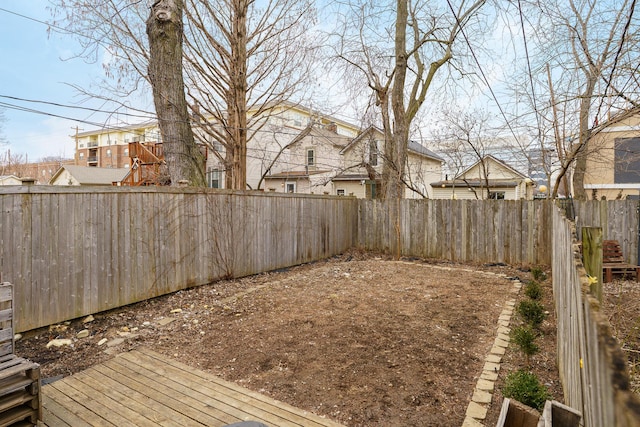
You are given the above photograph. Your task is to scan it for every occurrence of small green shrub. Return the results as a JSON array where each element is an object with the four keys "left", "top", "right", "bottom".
[
  {"left": 517, "top": 300, "right": 546, "bottom": 329},
  {"left": 531, "top": 267, "right": 547, "bottom": 282},
  {"left": 503, "top": 369, "right": 550, "bottom": 411},
  {"left": 524, "top": 280, "right": 543, "bottom": 300},
  {"left": 511, "top": 325, "right": 539, "bottom": 367}
]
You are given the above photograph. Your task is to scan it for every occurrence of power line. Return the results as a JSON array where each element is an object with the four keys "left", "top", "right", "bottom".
[
  {"left": 444, "top": 0, "right": 523, "bottom": 147},
  {"left": 594, "top": 0, "right": 638, "bottom": 122},
  {"left": 517, "top": 0, "right": 543, "bottom": 145},
  {"left": 0, "top": 95, "right": 154, "bottom": 121}
]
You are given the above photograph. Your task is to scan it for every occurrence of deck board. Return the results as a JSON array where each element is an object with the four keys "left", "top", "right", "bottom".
[{"left": 41, "top": 348, "right": 344, "bottom": 427}]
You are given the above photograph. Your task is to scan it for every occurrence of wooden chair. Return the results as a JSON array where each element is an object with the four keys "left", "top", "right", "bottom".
[
  {"left": 0, "top": 283, "right": 41, "bottom": 426},
  {"left": 602, "top": 240, "right": 640, "bottom": 283}
]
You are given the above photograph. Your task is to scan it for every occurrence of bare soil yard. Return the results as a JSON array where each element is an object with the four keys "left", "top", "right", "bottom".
[
  {"left": 603, "top": 278, "right": 640, "bottom": 395},
  {"left": 17, "top": 251, "right": 562, "bottom": 426}
]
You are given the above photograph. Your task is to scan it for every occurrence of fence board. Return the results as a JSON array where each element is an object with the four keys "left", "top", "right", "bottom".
[
  {"left": 2, "top": 187, "right": 640, "bottom": 425},
  {"left": 552, "top": 205, "right": 640, "bottom": 426},
  {"left": 357, "top": 199, "right": 554, "bottom": 265},
  {"left": 0, "top": 188, "right": 357, "bottom": 332}
]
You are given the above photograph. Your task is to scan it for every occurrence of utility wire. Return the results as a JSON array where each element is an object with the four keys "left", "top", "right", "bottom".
[
  {"left": 517, "top": 0, "right": 543, "bottom": 145},
  {"left": 444, "top": 0, "right": 522, "bottom": 147},
  {"left": 593, "top": 0, "right": 637, "bottom": 123},
  {"left": 0, "top": 95, "right": 154, "bottom": 121}
]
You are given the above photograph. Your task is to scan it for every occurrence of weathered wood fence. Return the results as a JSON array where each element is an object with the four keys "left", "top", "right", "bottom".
[
  {"left": 570, "top": 199, "right": 640, "bottom": 265},
  {"left": 3, "top": 187, "right": 640, "bottom": 424},
  {"left": 0, "top": 187, "right": 357, "bottom": 331},
  {"left": 357, "top": 199, "right": 554, "bottom": 265},
  {"left": 3, "top": 189, "right": 639, "bottom": 332},
  {"left": 552, "top": 204, "right": 640, "bottom": 427}
]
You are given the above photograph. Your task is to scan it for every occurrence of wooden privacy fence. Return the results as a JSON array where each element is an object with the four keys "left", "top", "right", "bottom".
[
  {"left": 357, "top": 199, "right": 554, "bottom": 265},
  {"left": 3, "top": 190, "right": 639, "bottom": 332},
  {"left": 0, "top": 187, "right": 357, "bottom": 332},
  {"left": 570, "top": 199, "right": 640, "bottom": 265},
  {"left": 552, "top": 204, "right": 640, "bottom": 427}
]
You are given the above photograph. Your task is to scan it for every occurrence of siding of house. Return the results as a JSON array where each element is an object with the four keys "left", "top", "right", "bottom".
[
  {"left": 405, "top": 152, "right": 442, "bottom": 198},
  {"left": 0, "top": 176, "right": 23, "bottom": 186},
  {"left": 431, "top": 185, "right": 518, "bottom": 200},
  {"left": 584, "top": 114, "right": 640, "bottom": 199},
  {"left": 50, "top": 169, "right": 79, "bottom": 186}
]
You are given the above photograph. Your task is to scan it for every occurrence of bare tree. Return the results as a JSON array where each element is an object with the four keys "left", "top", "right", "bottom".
[
  {"left": 434, "top": 109, "right": 501, "bottom": 199},
  {"left": 0, "top": 150, "right": 30, "bottom": 178},
  {"left": 333, "top": 0, "right": 486, "bottom": 201},
  {"left": 50, "top": 0, "right": 318, "bottom": 189},
  {"left": 509, "top": 0, "right": 640, "bottom": 199},
  {"left": 184, "top": 0, "right": 319, "bottom": 190},
  {"left": 147, "top": 0, "right": 206, "bottom": 186}
]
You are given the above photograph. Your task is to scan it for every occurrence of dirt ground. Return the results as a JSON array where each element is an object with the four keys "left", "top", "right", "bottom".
[
  {"left": 603, "top": 278, "right": 640, "bottom": 395},
  {"left": 16, "top": 251, "right": 563, "bottom": 426}
]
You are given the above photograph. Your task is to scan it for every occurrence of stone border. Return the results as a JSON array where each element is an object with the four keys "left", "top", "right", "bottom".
[{"left": 462, "top": 278, "right": 522, "bottom": 427}]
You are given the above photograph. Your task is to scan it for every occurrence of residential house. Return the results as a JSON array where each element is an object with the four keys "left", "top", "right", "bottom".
[
  {"left": 263, "top": 125, "right": 444, "bottom": 198},
  {"left": 0, "top": 175, "right": 22, "bottom": 186},
  {"left": 431, "top": 155, "right": 534, "bottom": 200},
  {"left": 49, "top": 165, "right": 130, "bottom": 186},
  {"left": 583, "top": 112, "right": 640, "bottom": 200},
  {"left": 72, "top": 103, "right": 360, "bottom": 189},
  {"left": 71, "top": 103, "right": 444, "bottom": 197}
]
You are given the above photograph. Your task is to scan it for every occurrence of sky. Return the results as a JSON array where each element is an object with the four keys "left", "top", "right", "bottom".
[
  {"left": 0, "top": 1, "right": 106, "bottom": 161},
  {"left": 0, "top": 1, "right": 522, "bottom": 163}
]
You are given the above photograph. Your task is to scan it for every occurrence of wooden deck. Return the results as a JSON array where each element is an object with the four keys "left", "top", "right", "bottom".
[{"left": 39, "top": 348, "right": 344, "bottom": 427}]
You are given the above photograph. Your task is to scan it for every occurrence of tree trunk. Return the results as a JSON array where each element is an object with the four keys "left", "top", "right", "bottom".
[
  {"left": 228, "top": 0, "right": 249, "bottom": 190},
  {"left": 381, "top": 0, "right": 411, "bottom": 258},
  {"left": 572, "top": 77, "right": 596, "bottom": 200},
  {"left": 147, "top": 0, "right": 206, "bottom": 186}
]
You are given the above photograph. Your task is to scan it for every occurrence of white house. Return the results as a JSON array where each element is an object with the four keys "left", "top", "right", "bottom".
[
  {"left": 0, "top": 175, "right": 23, "bottom": 186},
  {"left": 263, "top": 125, "right": 444, "bottom": 198},
  {"left": 431, "top": 155, "right": 535, "bottom": 200},
  {"left": 49, "top": 165, "right": 130, "bottom": 186}
]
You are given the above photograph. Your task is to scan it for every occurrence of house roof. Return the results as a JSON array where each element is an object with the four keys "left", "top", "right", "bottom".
[
  {"left": 431, "top": 179, "right": 519, "bottom": 188},
  {"left": 338, "top": 126, "right": 444, "bottom": 162},
  {"left": 456, "top": 155, "right": 527, "bottom": 180},
  {"left": 307, "top": 126, "right": 352, "bottom": 148},
  {"left": 338, "top": 126, "right": 381, "bottom": 155},
  {"left": 332, "top": 173, "right": 371, "bottom": 181},
  {"left": 49, "top": 165, "right": 130, "bottom": 185},
  {"left": 408, "top": 140, "right": 444, "bottom": 162},
  {"left": 264, "top": 169, "right": 329, "bottom": 179}
]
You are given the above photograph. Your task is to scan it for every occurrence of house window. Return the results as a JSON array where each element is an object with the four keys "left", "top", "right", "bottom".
[
  {"left": 106, "top": 149, "right": 112, "bottom": 156},
  {"left": 614, "top": 137, "right": 640, "bottom": 183},
  {"left": 337, "top": 189, "right": 345, "bottom": 196},
  {"left": 211, "top": 139, "right": 225, "bottom": 153},
  {"left": 124, "top": 148, "right": 129, "bottom": 155},
  {"left": 369, "top": 139, "right": 378, "bottom": 166},
  {"left": 489, "top": 191, "right": 505, "bottom": 200},
  {"left": 208, "top": 169, "right": 224, "bottom": 189},
  {"left": 307, "top": 149, "right": 315, "bottom": 166},
  {"left": 79, "top": 153, "right": 84, "bottom": 158},
  {"left": 286, "top": 182, "right": 296, "bottom": 193}
]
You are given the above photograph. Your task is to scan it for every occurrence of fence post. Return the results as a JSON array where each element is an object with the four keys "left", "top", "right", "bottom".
[{"left": 582, "top": 227, "right": 603, "bottom": 302}]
